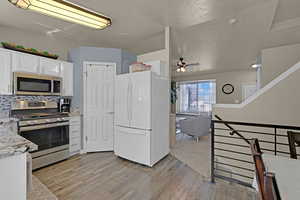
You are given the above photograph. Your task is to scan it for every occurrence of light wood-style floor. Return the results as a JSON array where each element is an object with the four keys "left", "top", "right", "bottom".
[{"left": 34, "top": 153, "right": 257, "bottom": 200}]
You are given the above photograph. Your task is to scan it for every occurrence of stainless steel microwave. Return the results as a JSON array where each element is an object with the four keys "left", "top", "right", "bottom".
[{"left": 14, "top": 72, "right": 62, "bottom": 96}]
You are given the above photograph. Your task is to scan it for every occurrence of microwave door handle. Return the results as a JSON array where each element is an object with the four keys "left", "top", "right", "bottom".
[
  {"left": 51, "top": 80, "right": 54, "bottom": 94},
  {"left": 51, "top": 80, "right": 53, "bottom": 93}
]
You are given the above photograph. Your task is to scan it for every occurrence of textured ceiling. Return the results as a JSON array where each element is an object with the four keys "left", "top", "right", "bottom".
[
  {"left": 173, "top": 0, "right": 300, "bottom": 76},
  {"left": 273, "top": 0, "right": 300, "bottom": 23},
  {"left": 1, "top": 0, "right": 300, "bottom": 75},
  {"left": 0, "top": 0, "right": 268, "bottom": 54}
]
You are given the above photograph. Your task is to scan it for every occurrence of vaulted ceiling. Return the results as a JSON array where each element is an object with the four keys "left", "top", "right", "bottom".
[
  {"left": 173, "top": 0, "right": 300, "bottom": 76},
  {"left": 0, "top": 0, "right": 300, "bottom": 75},
  {"left": 0, "top": 0, "right": 270, "bottom": 53}
]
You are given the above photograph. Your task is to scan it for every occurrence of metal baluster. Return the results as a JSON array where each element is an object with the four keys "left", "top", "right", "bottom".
[
  {"left": 211, "top": 121, "right": 215, "bottom": 183},
  {"left": 274, "top": 128, "right": 277, "bottom": 155}
]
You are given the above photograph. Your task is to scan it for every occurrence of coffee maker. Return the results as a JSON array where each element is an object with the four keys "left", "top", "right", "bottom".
[{"left": 58, "top": 98, "right": 71, "bottom": 113}]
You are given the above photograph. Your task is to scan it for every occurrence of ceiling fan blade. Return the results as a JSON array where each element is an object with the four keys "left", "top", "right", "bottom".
[{"left": 186, "top": 63, "right": 200, "bottom": 67}]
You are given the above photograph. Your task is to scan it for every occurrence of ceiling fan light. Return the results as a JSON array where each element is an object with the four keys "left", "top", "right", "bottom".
[
  {"left": 181, "top": 67, "right": 186, "bottom": 72},
  {"left": 8, "top": 0, "right": 112, "bottom": 29},
  {"left": 251, "top": 64, "right": 261, "bottom": 69},
  {"left": 176, "top": 68, "right": 181, "bottom": 72}
]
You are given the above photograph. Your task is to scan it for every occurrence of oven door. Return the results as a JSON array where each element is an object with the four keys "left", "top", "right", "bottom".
[{"left": 19, "top": 122, "right": 69, "bottom": 154}]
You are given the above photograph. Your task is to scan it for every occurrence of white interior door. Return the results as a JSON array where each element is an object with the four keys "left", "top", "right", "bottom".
[{"left": 84, "top": 63, "right": 115, "bottom": 152}]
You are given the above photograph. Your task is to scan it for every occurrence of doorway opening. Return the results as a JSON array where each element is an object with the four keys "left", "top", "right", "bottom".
[{"left": 172, "top": 80, "right": 216, "bottom": 177}]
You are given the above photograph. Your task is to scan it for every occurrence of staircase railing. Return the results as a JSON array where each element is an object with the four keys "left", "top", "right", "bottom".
[
  {"left": 211, "top": 117, "right": 300, "bottom": 187},
  {"left": 214, "top": 115, "right": 250, "bottom": 145}
]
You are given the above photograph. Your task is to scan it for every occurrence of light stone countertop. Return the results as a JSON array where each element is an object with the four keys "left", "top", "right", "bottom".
[
  {"left": 263, "top": 154, "right": 300, "bottom": 200},
  {"left": 0, "top": 135, "right": 38, "bottom": 160}
]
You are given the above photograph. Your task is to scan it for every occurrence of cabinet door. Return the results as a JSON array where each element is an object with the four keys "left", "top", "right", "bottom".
[
  {"left": 0, "top": 154, "right": 27, "bottom": 200},
  {"left": 40, "top": 57, "right": 61, "bottom": 76},
  {"left": 0, "top": 50, "right": 12, "bottom": 95},
  {"left": 61, "top": 62, "right": 73, "bottom": 96},
  {"left": 12, "top": 52, "right": 40, "bottom": 73}
]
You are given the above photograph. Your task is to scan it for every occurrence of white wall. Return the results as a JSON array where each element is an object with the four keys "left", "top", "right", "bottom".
[
  {"left": 137, "top": 27, "right": 175, "bottom": 80},
  {"left": 174, "top": 70, "right": 257, "bottom": 104},
  {"left": 261, "top": 43, "right": 300, "bottom": 87},
  {"left": 137, "top": 49, "right": 168, "bottom": 63},
  {"left": 212, "top": 61, "right": 300, "bottom": 183},
  {"left": 213, "top": 61, "right": 300, "bottom": 126},
  {"left": 130, "top": 32, "right": 165, "bottom": 55}
]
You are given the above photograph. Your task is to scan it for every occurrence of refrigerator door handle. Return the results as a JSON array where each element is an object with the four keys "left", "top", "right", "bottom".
[
  {"left": 127, "top": 78, "right": 131, "bottom": 123},
  {"left": 129, "top": 78, "right": 133, "bottom": 122}
]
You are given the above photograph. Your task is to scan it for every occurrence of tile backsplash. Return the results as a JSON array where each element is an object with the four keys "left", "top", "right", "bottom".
[{"left": 0, "top": 95, "right": 60, "bottom": 118}]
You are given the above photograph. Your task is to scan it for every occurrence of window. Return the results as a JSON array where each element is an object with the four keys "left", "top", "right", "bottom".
[{"left": 177, "top": 80, "right": 216, "bottom": 113}]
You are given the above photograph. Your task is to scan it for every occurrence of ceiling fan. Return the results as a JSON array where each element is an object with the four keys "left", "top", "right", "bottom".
[{"left": 176, "top": 57, "right": 199, "bottom": 72}]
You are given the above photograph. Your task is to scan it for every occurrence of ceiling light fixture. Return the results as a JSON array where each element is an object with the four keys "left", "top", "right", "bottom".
[
  {"left": 229, "top": 18, "right": 238, "bottom": 25},
  {"left": 8, "top": 0, "right": 112, "bottom": 29}
]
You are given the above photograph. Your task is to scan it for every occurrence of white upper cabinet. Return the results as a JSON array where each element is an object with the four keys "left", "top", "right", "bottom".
[
  {"left": 12, "top": 52, "right": 40, "bottom": 73},
  {"left": 40, "top": 57, "right": 61, "bottom": 77},
  {"left": 61, "top": 61, "right": 73, "bottom": 96},
  {"left": 1, "top": 48, "right": 74, "bottom": 96},
  {"left": 0, "top": 49, "right": 12, "bottom": 95}
]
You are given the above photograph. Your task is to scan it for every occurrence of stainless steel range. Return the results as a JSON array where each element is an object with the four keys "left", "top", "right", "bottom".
[{"left": 11, "top": 100, "right": 69, "bottom": 170}]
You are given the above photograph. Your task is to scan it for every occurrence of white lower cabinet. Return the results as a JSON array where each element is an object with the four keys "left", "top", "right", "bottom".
[
  {"left": 69, "top": 116, "right": 81, "bottom": 156},
  {"left": 0, "top": 153, "right": 27, "bottom": 200}
]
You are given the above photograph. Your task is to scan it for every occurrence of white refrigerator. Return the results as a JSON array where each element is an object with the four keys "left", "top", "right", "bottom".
[{"left": 114, "top": 71, "right": 170, "bottom": 167}]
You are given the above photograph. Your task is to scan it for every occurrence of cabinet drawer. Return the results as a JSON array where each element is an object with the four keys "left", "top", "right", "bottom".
[
  {"left": 70, "top": 125, "right": 80, "bottom": 132},
  {"left": 70, "top": 129, "right": 80, "bottom": 138},
  {"left": 70, "top": 118, "right": 81, "bottom": 126},
  {"left": 70, "top": 136, "right": 80, "bottom": 145},
  {"left": 70, "top": 142, "right": 81, "bottom": 153}
]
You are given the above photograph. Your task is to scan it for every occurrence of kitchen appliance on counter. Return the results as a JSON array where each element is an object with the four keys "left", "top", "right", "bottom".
[
  {"left": 114, "top": 71, "right": 170, "bottom": 167},
  {"left": 58, "top": 98, "right": 71, "bottom": 113},
  {"left": 14, "top": 72, "right": 62, "bottom": 96},
  {"left": 11, "top": 100, "right": 69, "bottom": 170}
]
